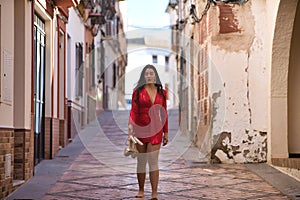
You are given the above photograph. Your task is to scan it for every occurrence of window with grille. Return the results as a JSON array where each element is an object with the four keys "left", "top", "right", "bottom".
[
  {"left": 89, "top": 43, "right": 95, "bottom": 88},
  {"left": 113, "top": 64, "right": 116, "bottom": 88},
  {"left": 76, "top": 43, "right": 83, "bottom": 97},
  {"left": 105, "top": 20, "right": 115, "bottom": 36}
]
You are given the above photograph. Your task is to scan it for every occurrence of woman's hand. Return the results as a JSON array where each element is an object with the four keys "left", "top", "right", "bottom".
[
  {"left": 163, "top": 132, "right": 168, "bottom": 146},
  {"left": 128, "top": 124, "right": 134, "bottom": 138}
]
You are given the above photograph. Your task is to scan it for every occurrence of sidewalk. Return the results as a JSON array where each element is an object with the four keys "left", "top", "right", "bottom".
[{"left": 7, "top": 110, "right": 300, "bottom": 200}]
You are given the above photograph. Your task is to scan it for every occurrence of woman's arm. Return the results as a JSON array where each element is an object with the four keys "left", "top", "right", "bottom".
[
  {"left": 128, "top": 90, "right": 138, "bottom": 135},
  {"left": 162, "top": 90, "right": 168, "bottom": 146},
  {"left": 162, "top": 90, "right": 168, "bottom": 134}
]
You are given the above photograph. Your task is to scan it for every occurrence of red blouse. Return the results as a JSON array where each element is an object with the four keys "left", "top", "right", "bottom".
[{"left": 129, "top": 87, "right": 168, "bottom": 145}]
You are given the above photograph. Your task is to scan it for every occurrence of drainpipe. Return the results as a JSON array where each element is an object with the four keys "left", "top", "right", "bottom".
[
  {"left": 31, "top": 0, "right": 35, "bottom": 168},
  {"left": 178, "top": 0, "right": 184, "bottom": 24},
  {"left": 179, "top": 49, "right": 184, "bottom": 124},
  {"left": 176, "top": 0, "right": 185, "bottom": 125}
]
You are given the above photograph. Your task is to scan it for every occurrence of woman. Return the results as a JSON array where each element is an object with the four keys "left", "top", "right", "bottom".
[{"left": 128, "top": 64, "right": 168, "bottom": 200}]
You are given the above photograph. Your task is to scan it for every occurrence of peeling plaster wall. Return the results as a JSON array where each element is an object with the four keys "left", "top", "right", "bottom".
[{"left": 209, "top": 1, "right": 269, "bottom": 163}]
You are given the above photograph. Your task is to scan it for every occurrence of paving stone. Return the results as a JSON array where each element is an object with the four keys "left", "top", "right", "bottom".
[{"left": 8, "top": 110, "right": 300, "bottom": 200}]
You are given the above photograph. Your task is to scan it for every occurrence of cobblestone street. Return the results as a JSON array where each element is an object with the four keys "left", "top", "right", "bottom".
[{"left": 7, "top": 110, "right": 300, "bottom": 200}]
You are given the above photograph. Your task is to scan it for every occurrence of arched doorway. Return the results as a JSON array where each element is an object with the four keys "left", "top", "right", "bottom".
[
  {"left": 288, "top": 1, "right": 300, "bottom": 157},
  {"left": 270, "top": 0, "right": 300, "bottom": 166}
]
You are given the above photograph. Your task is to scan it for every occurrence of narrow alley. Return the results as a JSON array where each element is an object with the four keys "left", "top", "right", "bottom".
[
  {"left": 7, "top": 110, "right": 300, "bottom": 200},
  {"left": 2, "top": 1, "right": 300, "bottom": 200}
]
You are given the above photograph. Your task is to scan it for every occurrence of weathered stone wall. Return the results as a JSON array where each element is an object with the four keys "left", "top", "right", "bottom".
[{"left": 207, "top": 1, "right": 269, "bottom": 163}]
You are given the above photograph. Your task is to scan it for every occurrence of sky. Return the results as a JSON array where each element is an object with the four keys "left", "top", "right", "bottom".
[{"left": 125, "top": 0, "right": 170, "bottom": 30}]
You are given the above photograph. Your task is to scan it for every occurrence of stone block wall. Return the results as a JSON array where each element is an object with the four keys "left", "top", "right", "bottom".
[
  {"left": 44, "top": 117, "right": 52, "bottom": 159},
  {"left": 52, "top": 118, "right": 60, "bottom": 158},
  {"left": 24, "top": 130, "right": 34, "bottom": 180},
  {"left": 0, "top": 129, "right": 14, "bottom": 199},
  {"left": 44, "top": 117, "right": 60, "bottom": 159},
  {"left": 14, "top": 129, "right": 34, "bottom": 181},
  {"left": 14, "top": 131, "right": 24, "bottom": 180}
]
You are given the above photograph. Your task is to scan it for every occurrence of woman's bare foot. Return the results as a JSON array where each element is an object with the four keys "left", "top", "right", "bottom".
[
  {"left": 151, "top": 192, "right": 158, "bottom": 200},
  {"left": 135, "top": 190, "right": 144, "bottom": 198}
]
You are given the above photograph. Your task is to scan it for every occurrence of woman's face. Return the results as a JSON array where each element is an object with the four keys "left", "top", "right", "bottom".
[{"left": 144, "top": 68, "right": 156, "bottom": 84}]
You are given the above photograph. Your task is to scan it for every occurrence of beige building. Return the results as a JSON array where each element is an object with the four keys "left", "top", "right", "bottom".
[
  {"left": 0, "top": 0, "right": 81, "bottom": 198},
  {"left": 0, "top": 0, "right": 127, "bottom": 198},
  {"left": 125, "top": 28, "right": 178, "bottom": 110},
  {"left": 168, "top": 0, "right": 300, "bottom": 179}
]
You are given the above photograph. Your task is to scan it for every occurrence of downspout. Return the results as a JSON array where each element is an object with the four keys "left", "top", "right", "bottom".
[
  {"left": 178, "top": 0, "right": 183, "bottom": 23},
  {"left": 31, "top": 0, "right": 36, "bottom": 169},
  {"left": 179, "top": 49, "right": 184, "bottom": 124}
]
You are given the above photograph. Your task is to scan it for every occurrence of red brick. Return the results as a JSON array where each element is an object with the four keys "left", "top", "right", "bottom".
[
  {"left": 0, "top": 138, "right": 10, "bottom": 143},
  {"left": 218, "top": 4, "right": 240, "bottom": 34}
]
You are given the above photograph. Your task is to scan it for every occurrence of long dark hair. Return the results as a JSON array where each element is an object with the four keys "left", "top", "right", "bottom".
[{"left": 134, "top": 64, "right": 165, "bottom": 104}]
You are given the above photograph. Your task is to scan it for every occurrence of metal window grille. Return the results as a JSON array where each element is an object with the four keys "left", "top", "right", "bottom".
[{"left": 76, "top": 43, "right": 83, "bottom": 97}]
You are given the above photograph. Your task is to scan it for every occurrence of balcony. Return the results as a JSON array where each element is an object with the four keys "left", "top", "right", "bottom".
[
  {"left": 89, "top": 13, "right": 106, "bottom": 25},
  {"left": 53, "top": 0, "right": 79, "bottom": 7}
]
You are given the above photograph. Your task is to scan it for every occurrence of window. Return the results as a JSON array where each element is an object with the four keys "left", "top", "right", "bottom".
[
  {"left": 105, "top": 20, "right": 115, "bottom": 36},
  {"left": 152, "top": 55, "right": 158, "bottom": 63},
  {"left": 89, "top": 42, "right": 95, "bottom": 88},
  {"left": 165, "top": 56, "right": 169, "bottom": 72},
  {"left": 100, "top": 41, "right": 105, "bottom": 80},
  {"left": 116, "top": 17, "right": 119, "bottom": 34},
  {"left": 76, "top": 43, "right": 83, "bottom": 97},
  {"left": 113, "top": 64, "right": 117, "bottom": 88}
]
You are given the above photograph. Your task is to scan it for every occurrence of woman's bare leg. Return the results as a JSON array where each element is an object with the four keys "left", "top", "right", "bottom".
[
  {"left": 136, "top": 143, "right": 148, "bottom": 197},
  {"left": 147, "top": 143, "right": 161, "bottom": 199}
]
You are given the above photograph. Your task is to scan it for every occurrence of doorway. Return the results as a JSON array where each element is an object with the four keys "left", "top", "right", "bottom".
[
  {"left": 288, "top": 3, "right": 300, "bottom": 157},
  {"left": 33, "top": 14, "right": 46, "bottom": 165}
]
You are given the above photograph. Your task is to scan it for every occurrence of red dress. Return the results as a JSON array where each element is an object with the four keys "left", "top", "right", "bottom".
[{"left": 129, "top": 87, "right": 168, "bottom": 145}]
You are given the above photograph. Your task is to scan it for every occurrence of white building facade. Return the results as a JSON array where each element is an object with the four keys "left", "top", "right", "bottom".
[
  {"left": 125, "top": 29, "right": 178, "bottom": 110},
  {"left": 167, "top": 0, "right": 300, "bottom": 180}
]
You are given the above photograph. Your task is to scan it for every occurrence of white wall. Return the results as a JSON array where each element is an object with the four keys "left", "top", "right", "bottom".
[
  {"left": 66, "top": 7, "right": 85, "bottom": 105},
  {"left": 209, "top": 1, "right": 270, "bottom": 163}
]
